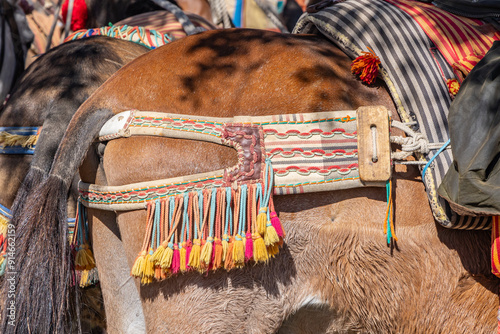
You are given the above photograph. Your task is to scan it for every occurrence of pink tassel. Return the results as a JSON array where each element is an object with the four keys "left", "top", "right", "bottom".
[
  {"left": 245, "top": 232, "right": 253, "bottom": 262},
  {"left": 270, "top": 212, "right": 284, "bottom": 237},
  {"left": 185, "top": 240, "right": 192, "bottom": 271},
  {"left": 172, "top": 246, "right": 180, "bottom": 274}
]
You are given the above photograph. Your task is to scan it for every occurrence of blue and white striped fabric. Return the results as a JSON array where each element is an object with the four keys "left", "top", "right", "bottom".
[{"left": 293, "top": 0, "right": 491, "bottom": 229}]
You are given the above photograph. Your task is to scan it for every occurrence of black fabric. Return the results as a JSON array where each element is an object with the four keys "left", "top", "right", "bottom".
[
  {"left": 432, "top": 0, "right": 500, "bottom": 19},
  {"left": 439, "top": 41, "right": 500, "bottom": 216}
]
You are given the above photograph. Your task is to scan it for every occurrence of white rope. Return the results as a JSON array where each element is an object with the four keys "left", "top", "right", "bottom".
[
  {"left": 208, "top": 0, "right": 232, "bottom": 28},
  {"left": 390, "top": 120, "right": 450, "bottom": 161}
]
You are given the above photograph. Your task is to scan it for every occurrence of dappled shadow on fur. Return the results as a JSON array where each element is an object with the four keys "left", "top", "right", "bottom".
[{"left": 436, "top": 225, "right": 499, "bottom": 293}]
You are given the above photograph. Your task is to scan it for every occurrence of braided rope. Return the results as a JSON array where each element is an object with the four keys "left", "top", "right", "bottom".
[{"left": 390, "top": 120, "right": 449, "bottom": 160}]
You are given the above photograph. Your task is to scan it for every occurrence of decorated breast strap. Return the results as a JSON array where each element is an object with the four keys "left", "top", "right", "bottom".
[{"left": 76, "top": 106, "right": 391, "bottom": 283}]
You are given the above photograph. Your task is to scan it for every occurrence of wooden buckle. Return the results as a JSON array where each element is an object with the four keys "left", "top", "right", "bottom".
[{"left": 357, "top": 106, "right": 391, "bottom": 185}]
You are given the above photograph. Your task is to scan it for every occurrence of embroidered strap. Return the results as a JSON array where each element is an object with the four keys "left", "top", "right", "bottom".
[
  {"left": 90, "top": 107, "right": 391, "bottom": 206},
  {"left": 64, "top": 24, "right": 173, "bottom": 49}
]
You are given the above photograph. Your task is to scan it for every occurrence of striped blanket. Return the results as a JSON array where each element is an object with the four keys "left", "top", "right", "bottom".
[
  {"left": 387, "top": 0, "right": 500, "bottom": 82},
  {"left": 294, "top": 0, "right": 492, "bottom": 229}
]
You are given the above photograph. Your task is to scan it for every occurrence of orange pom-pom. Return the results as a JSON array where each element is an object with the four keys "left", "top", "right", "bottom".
[
  {"left": 351, "top": 47, "right": 380, "bottom": 85},
  {"left": 447, "top": 79, "right": 460, "bottom": 96}
]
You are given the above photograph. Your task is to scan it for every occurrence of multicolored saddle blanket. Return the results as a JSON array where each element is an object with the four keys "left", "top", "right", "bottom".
[
  {"left": 294, "top": 0, "right": 496, "bottom": 229},
  {"left": 387, "top": 0, "right": 500, "bottom": 82}
]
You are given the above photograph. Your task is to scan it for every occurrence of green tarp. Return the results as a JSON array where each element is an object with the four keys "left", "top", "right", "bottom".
[{"left": 439, "top": 41, "right": 500, "bottom": 216}]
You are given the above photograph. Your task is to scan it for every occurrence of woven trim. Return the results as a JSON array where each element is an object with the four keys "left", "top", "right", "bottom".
[
  {"left": 0, "top": 127, "right": 40, "bottom": 155},
  {"left": 64, "top": 25, "right": 173, "bottom": 49}
]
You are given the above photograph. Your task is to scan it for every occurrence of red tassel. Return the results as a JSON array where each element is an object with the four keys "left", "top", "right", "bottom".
[
  {"left": 172, "top": 245, "right": 180, "bottom": 274},
  {"left": 270, "top": 212, "right": 284, "bottom": 238},
  {"left": 245, "top": 232, "right": 253, "bottom": 262},
  {"left": 351, "top": 47, "right": 380, "bottom": 85}
]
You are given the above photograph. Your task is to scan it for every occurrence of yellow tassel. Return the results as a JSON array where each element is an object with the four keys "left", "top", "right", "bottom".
[
  {"left": 150, "top": 244, "right": 166, "bottom": 264},
  {"left": 233, "top": 234, "right": 245, "bottom": 268},
  {"left": 200, "top": 237, "right": 213, "bottom": 266},
  {"left": 75, "top": 244, "right": 95, "bottom": 270},
  {"left": 252, "top": 233, "right": 268, "bottom": 263},
  {"left": 79, "top": 269, "right": 89, "bottom": 287},
  {"left": 222, "top": 234, "right": 229, "bottom": 262},
  {"left": 159, "top": 243, "right": 174, "bottom": 269},
  {"left": 84, "top": 247, "right": 96, "bottom": 270},
  {"left": 141, "top": 275, "right": 153, "bottom": 285},
  {"left": 180, "top": 243, "right": 187, "bottom": 272},
  {"left": 131, "top": 251, "right": 146, "bottom": 277},
  {"left": 267, "top": 243, "right": 279, "bottom": 258},
  {"left": 264, "top": 223, "right": 279, "bottom": 246},
  {"left": 257, "top": 209, "right": 267, "bottom": 236},
  {"left": 142, "top": 250, "right": 155, "bottom": 280},
  {"left": 188, "top": 239, "right": 201, "bottom": 270},
  {"left": 0, "top": 215, "right": 8, "bottom": 233}
]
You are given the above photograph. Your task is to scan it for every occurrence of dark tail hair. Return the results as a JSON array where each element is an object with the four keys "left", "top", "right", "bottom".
[{"left": 1, "top": 107, "right": 114, "bottom": 333}]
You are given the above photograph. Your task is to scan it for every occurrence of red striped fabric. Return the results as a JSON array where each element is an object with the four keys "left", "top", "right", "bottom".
[
  {"left": 115, "top": 10, "right": 216, "bottom": 40},
  {"left": 385, "top": 0, "right": 500, "bottom": 81}
]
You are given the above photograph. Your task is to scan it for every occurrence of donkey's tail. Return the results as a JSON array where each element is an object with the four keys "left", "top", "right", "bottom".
[{"left": 1, "top": 107, "right": 114, "bottom": 333}]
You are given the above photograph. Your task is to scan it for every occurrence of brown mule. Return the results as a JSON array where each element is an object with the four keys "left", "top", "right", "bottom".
[{"left": 5, "top": 29, "right": 498, "bottom": 333}]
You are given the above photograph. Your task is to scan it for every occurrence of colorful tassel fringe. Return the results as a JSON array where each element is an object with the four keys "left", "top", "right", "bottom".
[
  {"left": 72, "top": 200, "right": 98, "bottom": 287},
  {"left": 131, "top": 158, "right": 285, "bottom": 284},
  {"left": 384, "top": 179, "right": 397, "bottom": 246},
  {"left": 351, "top": 46, "right": 381, "bottom": 85}
]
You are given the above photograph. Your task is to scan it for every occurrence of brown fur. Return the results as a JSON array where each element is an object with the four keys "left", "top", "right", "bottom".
[{"left": 8, "top": 29, "right": 499, "bottom": 333}]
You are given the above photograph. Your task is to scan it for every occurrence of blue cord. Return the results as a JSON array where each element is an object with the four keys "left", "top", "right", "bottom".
[{"left": 422, "top": 139, "right": 451, "bottom": 184}]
